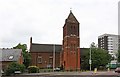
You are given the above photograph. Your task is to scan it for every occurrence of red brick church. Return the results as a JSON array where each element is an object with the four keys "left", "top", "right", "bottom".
[{"left": 30, "top": 10, "right": 80, "bottom": 70}]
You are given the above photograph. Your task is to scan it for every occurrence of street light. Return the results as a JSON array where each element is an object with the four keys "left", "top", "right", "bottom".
[
  {"left": 53, "top": 44, "right": 55, "bottom": 72},
  {"left": 89, "top": 47, "right": 92, "bottom": 71}
]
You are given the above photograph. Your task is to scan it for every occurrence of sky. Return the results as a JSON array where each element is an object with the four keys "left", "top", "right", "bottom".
[{"left": 0, "top": 0, "right": 119, "bottom": 49}]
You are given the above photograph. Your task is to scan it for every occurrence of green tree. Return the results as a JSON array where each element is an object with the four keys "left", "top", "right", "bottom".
[
  {"left": 118, "top": 50, "right": 120, "bottom": 62},
  {"left": 90, "top": 42, "right": 96, "bottom": 48},
  {"left": 81, "top": 42, "right": 111, "bottom": 70},
  {"left": 91, "top": 48, "right": 111, "bottom": 69},
  {"left": 90, "top": 42, "right": 111, "bottom": 70},
  {"left": 13, "top": 43, "right": 31, "bottom": 68},
  {"left": 80, "top": 48, "right": 89, "bottom": 70},
  {"left": 5, "top": 62, "right": 25, "bottom": 76},
  {"left": 118, "top": 46, "right": 120, "bottom": 62}
]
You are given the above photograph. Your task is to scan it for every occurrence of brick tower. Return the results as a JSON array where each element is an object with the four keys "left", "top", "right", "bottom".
[{"left": 61, "top": 10, "right": 80, "bottom": 71}]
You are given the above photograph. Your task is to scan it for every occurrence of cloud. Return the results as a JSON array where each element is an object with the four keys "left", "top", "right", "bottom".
[{"left": 0, "top": 0, "right": 119, "bottom": 48}]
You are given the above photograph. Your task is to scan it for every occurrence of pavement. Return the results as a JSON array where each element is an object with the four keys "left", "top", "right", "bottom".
[{"left": 21, "top": 71, "right": 119, "bottom": 76}]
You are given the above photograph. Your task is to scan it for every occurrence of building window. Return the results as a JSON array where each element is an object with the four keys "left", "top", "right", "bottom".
[
  {"left": 49, "top": 57, "right": 53, "bottom": 64},
  {"left": 70, "top": 44, "right": 72, "bottom": 51},
  {"left": 38, "top": 56, "right": 42, "bottom": 63},
  {"left": 71, "top": 26, "right": 73, "bottom": 35},
  {"left": 71, "top": 25, "right": 76, "bottom": 35},
  {"left": 74, "top": 44, "right": 76, "bottom": 51},
  {"left": 74, "top": 26, "right": 76, "bottom": 35}
]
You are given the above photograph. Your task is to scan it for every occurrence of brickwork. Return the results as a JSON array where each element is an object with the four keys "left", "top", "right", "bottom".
[
  {"left": 30, "top": 52, "right": 60, "bottom": 68},
  {"left": 61, "top": 11, "right": 80, "bottom": 70}
]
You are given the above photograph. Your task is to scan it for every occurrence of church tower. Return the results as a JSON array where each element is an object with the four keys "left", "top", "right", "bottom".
[{"left": 61, "top": 10, "right": 80, "bottom": 70}]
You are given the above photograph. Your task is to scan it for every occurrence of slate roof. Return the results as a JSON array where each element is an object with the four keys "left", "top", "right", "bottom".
[
  {"left": 30, "top": 43, "right": 62, "bottom": 53},
  {"left": 66, "top": 10, "right": 79, "bottom": 24},
  {"left": 0, "top": 49, "right": 22, "bottom": 61},
  {"left": 80, "top": 48, "right": 89, "bottom": 56}
]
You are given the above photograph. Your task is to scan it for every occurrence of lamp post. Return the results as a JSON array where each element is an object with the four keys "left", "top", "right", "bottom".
[
  {"left": 53, "top": 44, "right": 55, "bottom": 72},
  {"left": 89, "top": 47, "right": 92, "bottom": 71}
]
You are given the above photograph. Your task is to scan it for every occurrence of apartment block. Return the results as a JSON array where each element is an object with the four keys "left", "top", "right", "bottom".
[{"left": 98, "top": 34, "right": 119, "bottom": 58}]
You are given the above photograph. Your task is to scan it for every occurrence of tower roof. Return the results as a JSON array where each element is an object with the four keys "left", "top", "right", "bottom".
[{"left": 66, "top": 10, "right": 79, "bottom": 24}]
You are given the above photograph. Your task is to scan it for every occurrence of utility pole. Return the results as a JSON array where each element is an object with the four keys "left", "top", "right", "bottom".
[
  {"left": 89, "top": 47, "right": 92, "bottom": 71},
  {"left": 53, "top": 44, "right": 55, "bottom": 72}
]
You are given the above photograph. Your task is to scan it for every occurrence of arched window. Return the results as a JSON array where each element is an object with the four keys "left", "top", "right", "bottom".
[{"left": 71, "top": 26, "right": 73, "bottom": 34}]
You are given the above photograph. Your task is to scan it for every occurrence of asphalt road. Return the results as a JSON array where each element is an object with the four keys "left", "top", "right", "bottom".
[{"left": 2, "top": 71, "right": 120, "bottom": 77}]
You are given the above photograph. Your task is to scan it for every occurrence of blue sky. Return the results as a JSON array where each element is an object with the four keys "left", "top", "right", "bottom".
[{"left": 0, "top": 0, "right": 119, "bottom": 49}]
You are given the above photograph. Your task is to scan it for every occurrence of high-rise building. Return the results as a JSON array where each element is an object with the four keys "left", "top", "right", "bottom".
[
  {"left": 118, "top": 1, "right": 120, "bottom": 50},
  {"left": 118, "top": 1, "right": 120, "bottom": 36},
  {"left": 98, "top": 34, "right": 119, "bottom": 58}
]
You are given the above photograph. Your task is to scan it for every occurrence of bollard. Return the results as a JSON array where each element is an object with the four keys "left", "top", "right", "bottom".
[
  {"left": 94, "top": 68, "right": 97, "bottom": 74},
  {"left": 107, "top": 68, "right": 110, "bottom": 72}
]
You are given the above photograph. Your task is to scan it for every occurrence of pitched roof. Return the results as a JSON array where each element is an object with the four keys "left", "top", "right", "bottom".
[
  {"left": 66, "top": 10, "right": 79, "bottom": 24},
  {"left": 80, "top": 48, "right": 89, "bottom": 56},
  {"left": 0, "top": 49, "right": 22, "bottom": 61},
  {"left": 30, "top": 43, "right": 62, "bottom": 53}
]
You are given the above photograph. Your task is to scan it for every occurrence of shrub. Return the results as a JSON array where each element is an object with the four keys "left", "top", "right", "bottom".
[
  {"left": 19, "top": 64, "right": 26, "bottom": 72},
  {"left": 5, "top": 62, "right": 25, "bottom": 76},
  {"left": 5, "top": 68, "right": 14, "bottom": 76},
  {"left": 28, "top": 66, "right": 39, "bottom": 73},
  {"left": 99, "top": 66, "right": 106, "bottom": 70}
]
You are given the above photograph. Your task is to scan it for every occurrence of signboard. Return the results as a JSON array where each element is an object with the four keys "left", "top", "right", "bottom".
[{"left": 89, "top": 59, "right": 92, "bottom": 64}]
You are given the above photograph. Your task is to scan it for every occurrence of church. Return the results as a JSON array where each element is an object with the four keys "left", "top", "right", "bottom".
[{"left": 30, "top": 10, "right": 80, "bottom": 71}]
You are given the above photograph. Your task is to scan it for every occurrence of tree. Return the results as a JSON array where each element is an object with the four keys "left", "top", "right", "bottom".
[
  {"left": 81, "top": 42, "right": 111, "bottom": 70},
  {"left": 80, "top": 48, "right": 90, "bottom": 70},
  {"left": 13, "top": 43, "right": 31, "bottom": 68},
  {"left": 90, "top": 42, "right": 96, "bottom": 48},
  {"left": 118, "top": 46, "right": 120, "bottom": 62},
  {"left": 5, "top": 62, "right": 25, "bottom": 76},
  {"left": 91, "top": 48, "right": 111, "bottom": 69}
]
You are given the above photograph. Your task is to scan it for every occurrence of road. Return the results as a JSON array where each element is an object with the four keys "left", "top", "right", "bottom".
[{"left": 2, "top": 71, "right": 120, "bottom": 77}]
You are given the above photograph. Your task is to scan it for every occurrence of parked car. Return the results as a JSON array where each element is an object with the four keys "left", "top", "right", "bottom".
[
  {"left": 54, "top": 67, "right": 61, "bottom": 71},
  {"left": 115, "top": 67, "right": 120, "bottom": 73},
  {"left": 1, "top": 70, "right": 4, "bottom": 74}
]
